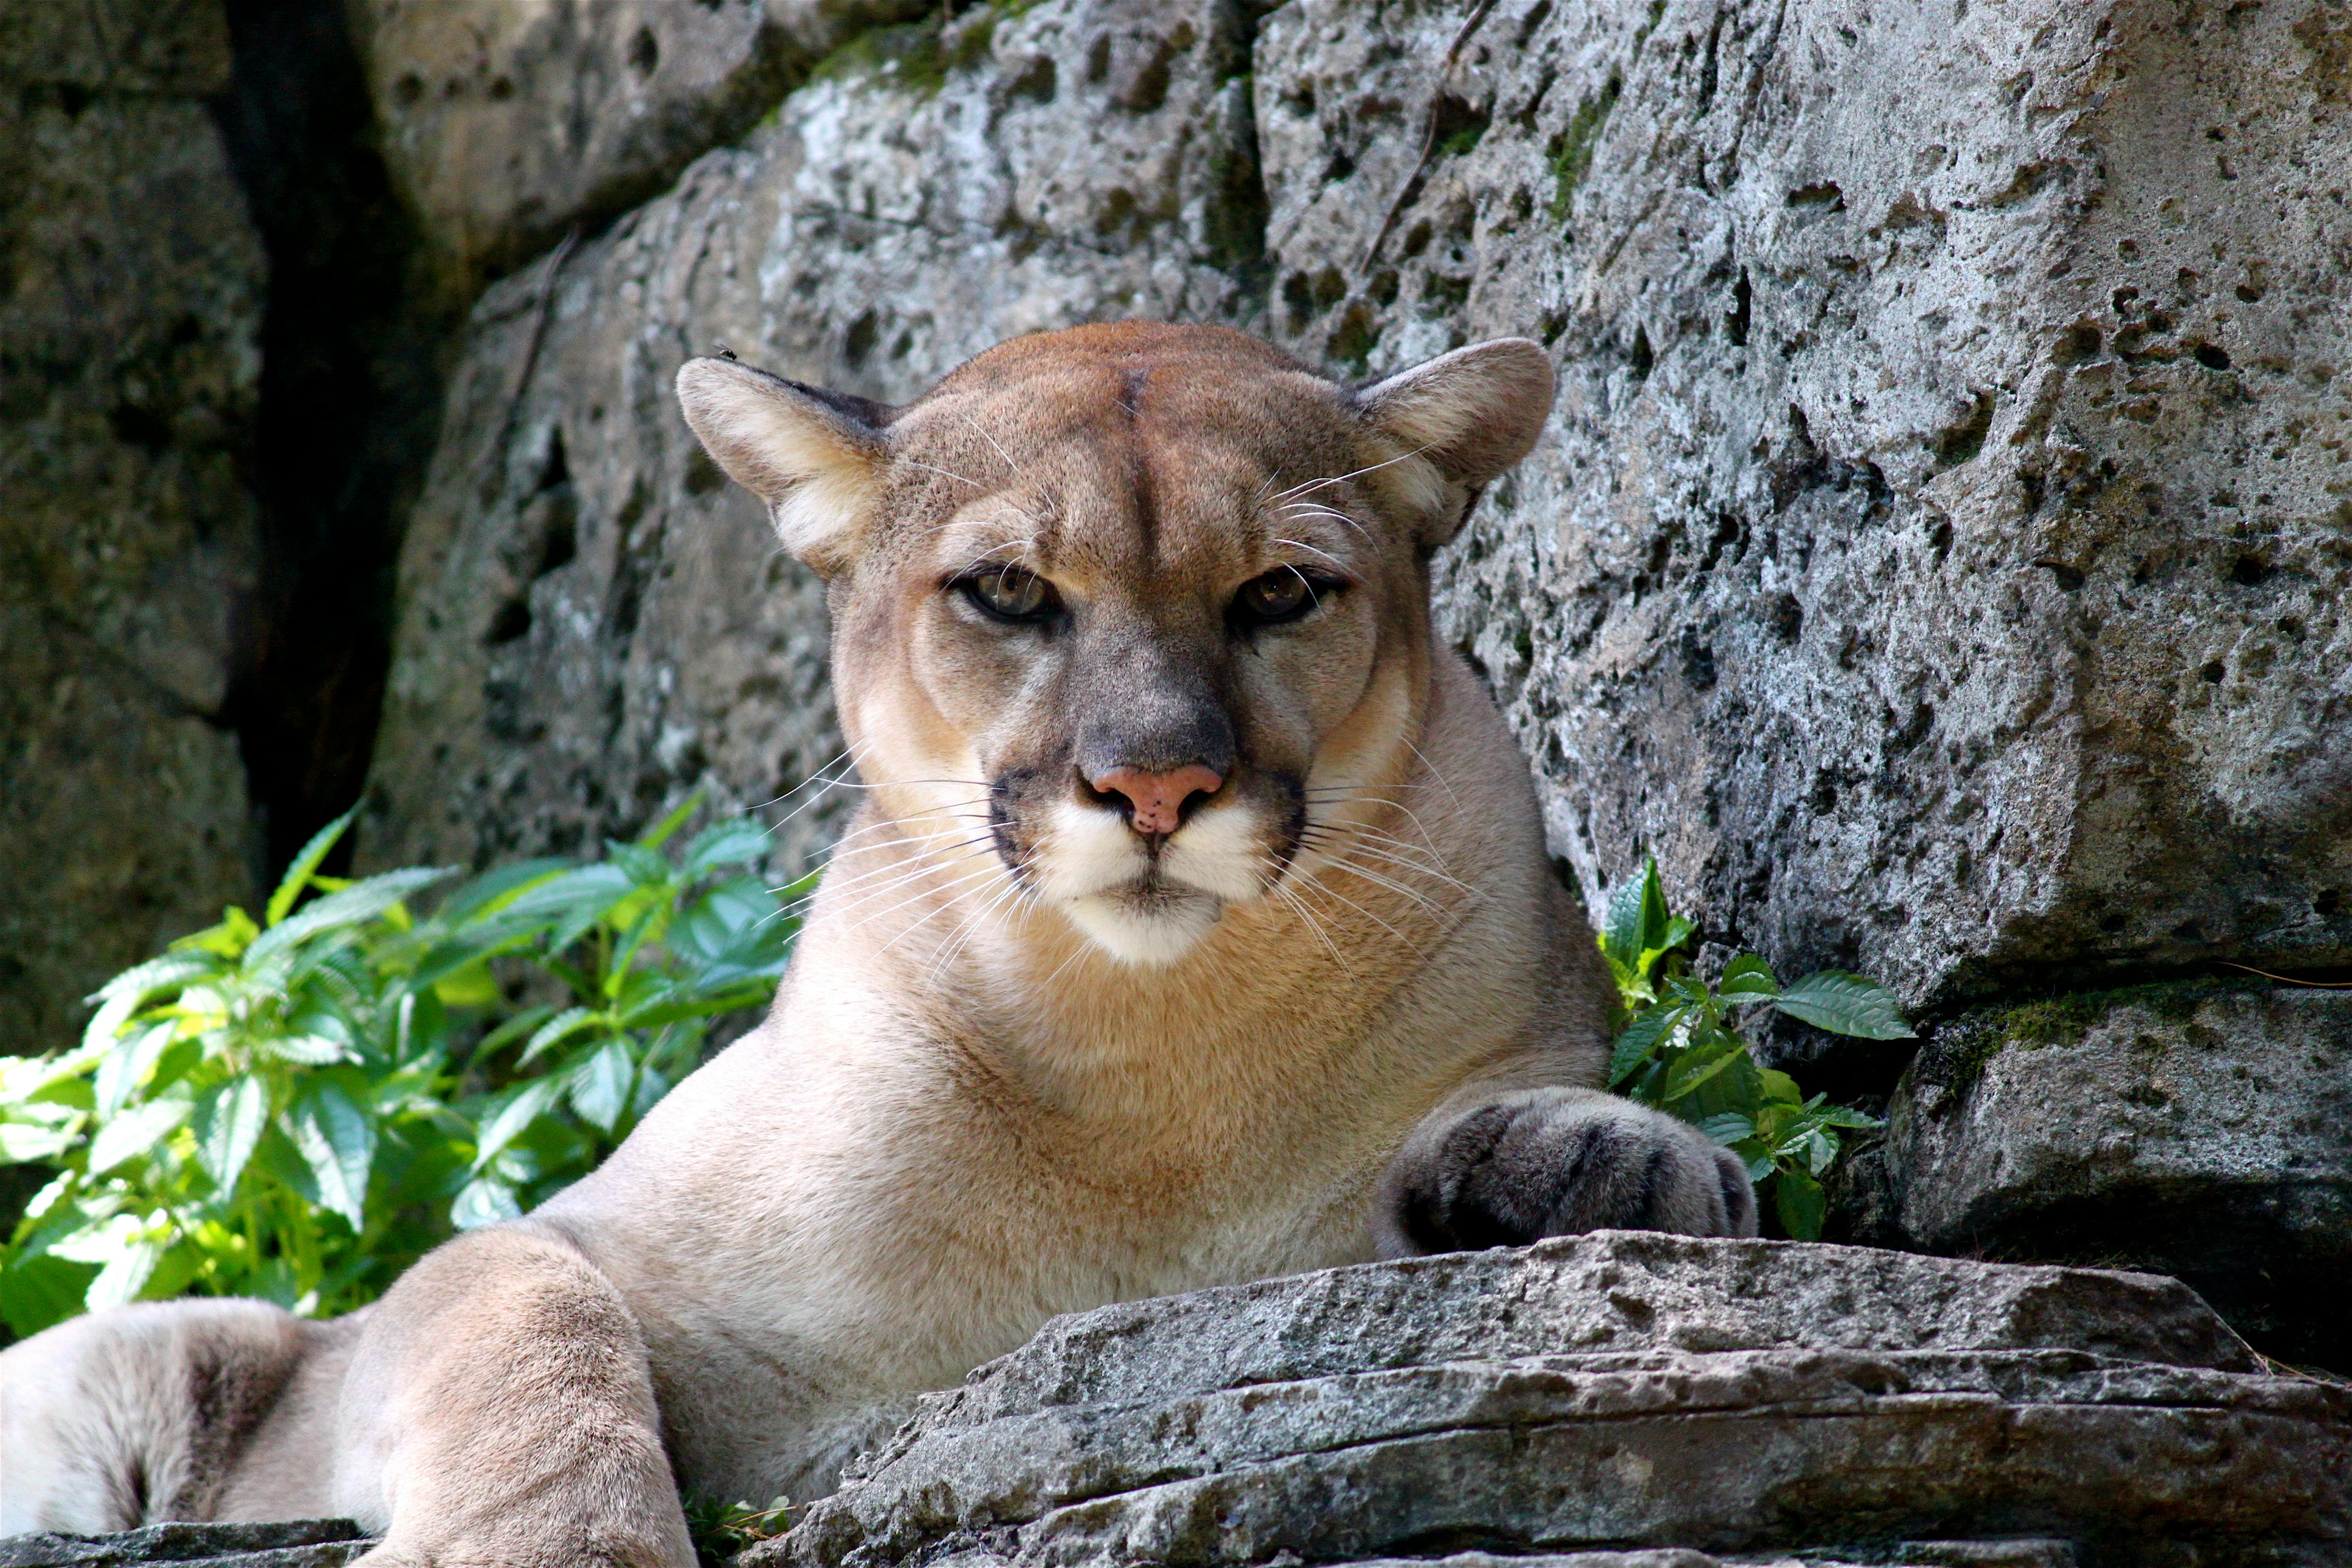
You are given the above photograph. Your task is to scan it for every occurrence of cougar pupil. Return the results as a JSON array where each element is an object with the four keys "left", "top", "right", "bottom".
[
  {"left": 1235, "top": 568, "right": 1319, "bottom": 624},
  {"left": 965, "top": 566, "right": 1052, "bottom": 621}
]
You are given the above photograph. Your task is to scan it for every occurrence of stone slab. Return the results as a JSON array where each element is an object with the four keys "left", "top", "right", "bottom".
[
  {"left": 1839, "top": 980, "right": 2352, "bottom": 1369},
  {"left": 761, "top": 1235, "right": 2348, "bottom": 1568}
]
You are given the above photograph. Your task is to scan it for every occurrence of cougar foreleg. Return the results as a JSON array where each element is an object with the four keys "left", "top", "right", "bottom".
[
  {"left": 1374, "top": 1085, "right": 1758, "bottom": 1256},
  {"left": 335, "top": 1223, "right": 692, "bottom": 1568}
]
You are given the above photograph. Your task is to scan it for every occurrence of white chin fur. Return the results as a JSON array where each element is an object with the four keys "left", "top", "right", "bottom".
[
  {"left": 1063, "top": 888, "right": 1225, "bottom": 966},
  {"left": 1036, "top": 797, "right": 1267, "bottom": 965}
]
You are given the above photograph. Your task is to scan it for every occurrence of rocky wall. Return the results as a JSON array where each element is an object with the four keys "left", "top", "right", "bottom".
[
  {"left": 0, "top": 0, "right": 267, "bottom": 1050},
  {"left": 1255, "top": 0, "right": 2352, "bottom": 1008},
  {"left": 361, "top": 0, "right": 1267, "bottom": 875}
]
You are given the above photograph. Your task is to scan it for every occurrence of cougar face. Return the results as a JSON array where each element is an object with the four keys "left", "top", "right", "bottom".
[{"left": 678, "top": 323, "right": 1553, "bottom": 966}]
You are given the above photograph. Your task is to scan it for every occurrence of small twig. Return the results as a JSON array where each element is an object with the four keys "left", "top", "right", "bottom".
[{"left": 2219, "top": 961, "right": 2352, "bottom": 988}]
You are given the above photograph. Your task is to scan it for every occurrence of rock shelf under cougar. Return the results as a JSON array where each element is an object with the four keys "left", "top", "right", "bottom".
[
  {"left": 3, "top": 1236, "right": 2344, "bottom": 1568},
  {"left": 755, "top": 1233, "right": 2350, "bottom": 1568}
]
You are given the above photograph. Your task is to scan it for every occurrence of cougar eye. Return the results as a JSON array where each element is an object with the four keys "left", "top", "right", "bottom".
[
  {"left": 1232, "top": 568, "right": 1336, "bottom": 626},
  {"left": 958, "top": 566, "right": 1058, "bottom": 624}
]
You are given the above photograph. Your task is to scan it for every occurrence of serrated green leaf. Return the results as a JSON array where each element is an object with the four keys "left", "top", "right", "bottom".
[
  {"left": 1599, "top": 860, "right": 1656, "bottom": 968},
  {"left": 288, "top": 1086, "right": 374, "bottom": 1230},
  {"left": 194, "top": 1077, "right": 269, "bottom": 1192},
  {"left": 518, "top": 1007, "right": 598, "bottom": 1067},
  {"left": 1661, "top": 1030, "right": 1748, "bottom": 1102},
  {"left": 245, "top": 868, "right": 457, "bottom": 969},
  {"left": 0, "top": 1120, "right": 78, "bottom": 1163},
  {"left": 567, "top": 1038, "right": 636, "bottom": 1134},
  {"left": 81, "top": 955, "right": 213, "bottom": 1055},
  {"left": 1774, "top": 1167, "right": 1827, "bottom": 1240},
  {"left": 258, "top": 1034, "right": 352, "bottom": 1067},
  {"left": 1757, "top": 1068, "right": 1804, "bottom": 1106},
  {"left": 94, "top": 1022, "right": 177, "bottom": 1119},
  {"left": 1692, "top": 1111, "right": 1755, "bottom": 1147},
  {"left": 267, "top": 811, "right": 356, "bottom": 928},
  {"left": 608, "top": 842, "right": 673, "bottom": 888},
  {"left": 85, "top": 1233, "right": 165, "bottom": 1312},
  {"left": 684, "top": 819, "right": 771, "bottom": 877},
  {"left": 472, "top": 1079, "right": 562, "bottom": 1171},
  {"left": 86, "top": 1099, "right": 192, "bottom": 1176},
  {"left": 1771, "top": 971, "right": 1914, "bottom": 1039},
  {"left": 1717, "top": 954, "right": 1780, "bottom": 999},
  {"left": 1608, "top": 1002, "right": 1685, "bottom": 1085},
  {"left": 428, "top": 857, "right": 573, "bottom": 928},
  {"left": 1807, "top": 1127, "right": 1839, "bottom": 1176}
]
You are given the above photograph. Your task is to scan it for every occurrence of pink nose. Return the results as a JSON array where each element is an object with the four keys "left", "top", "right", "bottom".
[{"left": 1088, "top": 764, "right": 1225, "bottom": 836}]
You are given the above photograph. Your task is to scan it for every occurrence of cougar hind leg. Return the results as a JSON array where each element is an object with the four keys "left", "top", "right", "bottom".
[{"left": 0, "top": 1297, "right": 331, "bottom": 1533}]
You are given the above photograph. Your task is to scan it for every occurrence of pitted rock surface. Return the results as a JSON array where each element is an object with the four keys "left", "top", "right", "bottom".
[
  {"left": 1840, "top": 981, "right": 2352, "bottom": 1368},
  {"left": 754, "top": 1234, "right": 2350, "bottom": 1568},
  {"left": 345, "top": 0, "right": 934, "bottom": 278},
  {"left": 1254, "top": 0, "right": 2352, "bottom": 1007},
  {"left": 360, "top": 0, "right": 1264, "bottom": 878},
  {"left": 0, "top": 0, "right": 265, "bottom": 1053}
]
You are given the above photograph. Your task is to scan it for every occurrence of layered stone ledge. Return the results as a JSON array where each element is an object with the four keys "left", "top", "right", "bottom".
[{"left": 758, "top": 1234, "right": 2351, "bottom": 1568}]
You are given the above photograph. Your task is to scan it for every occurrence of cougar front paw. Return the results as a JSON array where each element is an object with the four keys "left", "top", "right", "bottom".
[{"left": 1383, "top": 1087, "right": 1758, "bottom": 1253}]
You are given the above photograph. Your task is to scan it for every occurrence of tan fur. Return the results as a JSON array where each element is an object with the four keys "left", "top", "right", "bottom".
[{"left": 0, "top": 324, "right": 1752, "bottom": 1559}]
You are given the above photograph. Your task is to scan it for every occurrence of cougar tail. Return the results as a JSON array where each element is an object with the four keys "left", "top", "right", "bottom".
[{"left": 0, "top": 1298, "right": 312, "bottom": 1533}]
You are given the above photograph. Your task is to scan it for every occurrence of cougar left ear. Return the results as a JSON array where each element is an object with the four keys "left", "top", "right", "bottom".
[
  {"left": 1353, "top": 338, "right": 1556, "bottom": 547},
  {"left": 675, "top": 356, "right": 893, "bottom": 577}
]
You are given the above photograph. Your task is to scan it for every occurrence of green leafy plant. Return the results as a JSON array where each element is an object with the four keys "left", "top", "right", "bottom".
[
  {"left": 0, "top": 800, "right": 804, "bottom": 1338},
  {"left": 686, "top": 1494, "right": 797, "bottom": 1566},
  {"left": 1597, "top": 857, "right": 1909, "bottom": 1239}
]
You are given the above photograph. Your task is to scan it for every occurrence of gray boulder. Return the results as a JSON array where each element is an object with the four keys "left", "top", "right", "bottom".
[
  {"left": 0, "top": 0, "right": 265, "bottom": 1053},
  {"left": 761, "top": 1233, "right": 2349, "bottom": 1568},
  {"left": 359, "top": 0, "right": 1266, "bottom": 876},
  {"left": 345, "top": 0, "right": 934, "bottom": 281},
  {"left": 1254, "top": 0, "right": 2352, "bottom": 1007},
  {"left": 1840, "top": 980, "right": 2352, "bottom": 1370}
]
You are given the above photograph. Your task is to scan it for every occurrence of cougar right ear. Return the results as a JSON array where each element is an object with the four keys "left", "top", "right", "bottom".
[{"left": 675, "top": 356, "right": 892, "bottom": 577}]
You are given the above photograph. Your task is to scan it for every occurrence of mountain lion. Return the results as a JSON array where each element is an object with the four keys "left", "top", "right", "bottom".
[{"left": 0, "top": 323, "right": 1754, "bottom": 1563}]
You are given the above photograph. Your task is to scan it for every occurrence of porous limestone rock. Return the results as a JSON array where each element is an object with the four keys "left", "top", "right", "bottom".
[
  {"left": 346, "top": 0, "right": 936, "bottom": 279},
  {"left": 0, "top": 0, "right": 264, "bottom": 1051},
  {"left": 761, "top": 1233, "right": 2350, "bottom": 1568},
  {"left": 1840, "top": 980, "right": 2352, "bottom": 1370},
  {"left": 1253, "top": 0, "right": 2352, "bottom": 1008},
  {"left": 360, "top": 0, "right": 1265, "bottom": 875}
]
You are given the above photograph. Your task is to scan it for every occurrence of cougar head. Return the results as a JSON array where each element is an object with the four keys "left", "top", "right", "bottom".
[{"left": 677, "top": 323, "right": 1553, "bottom": 967}]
